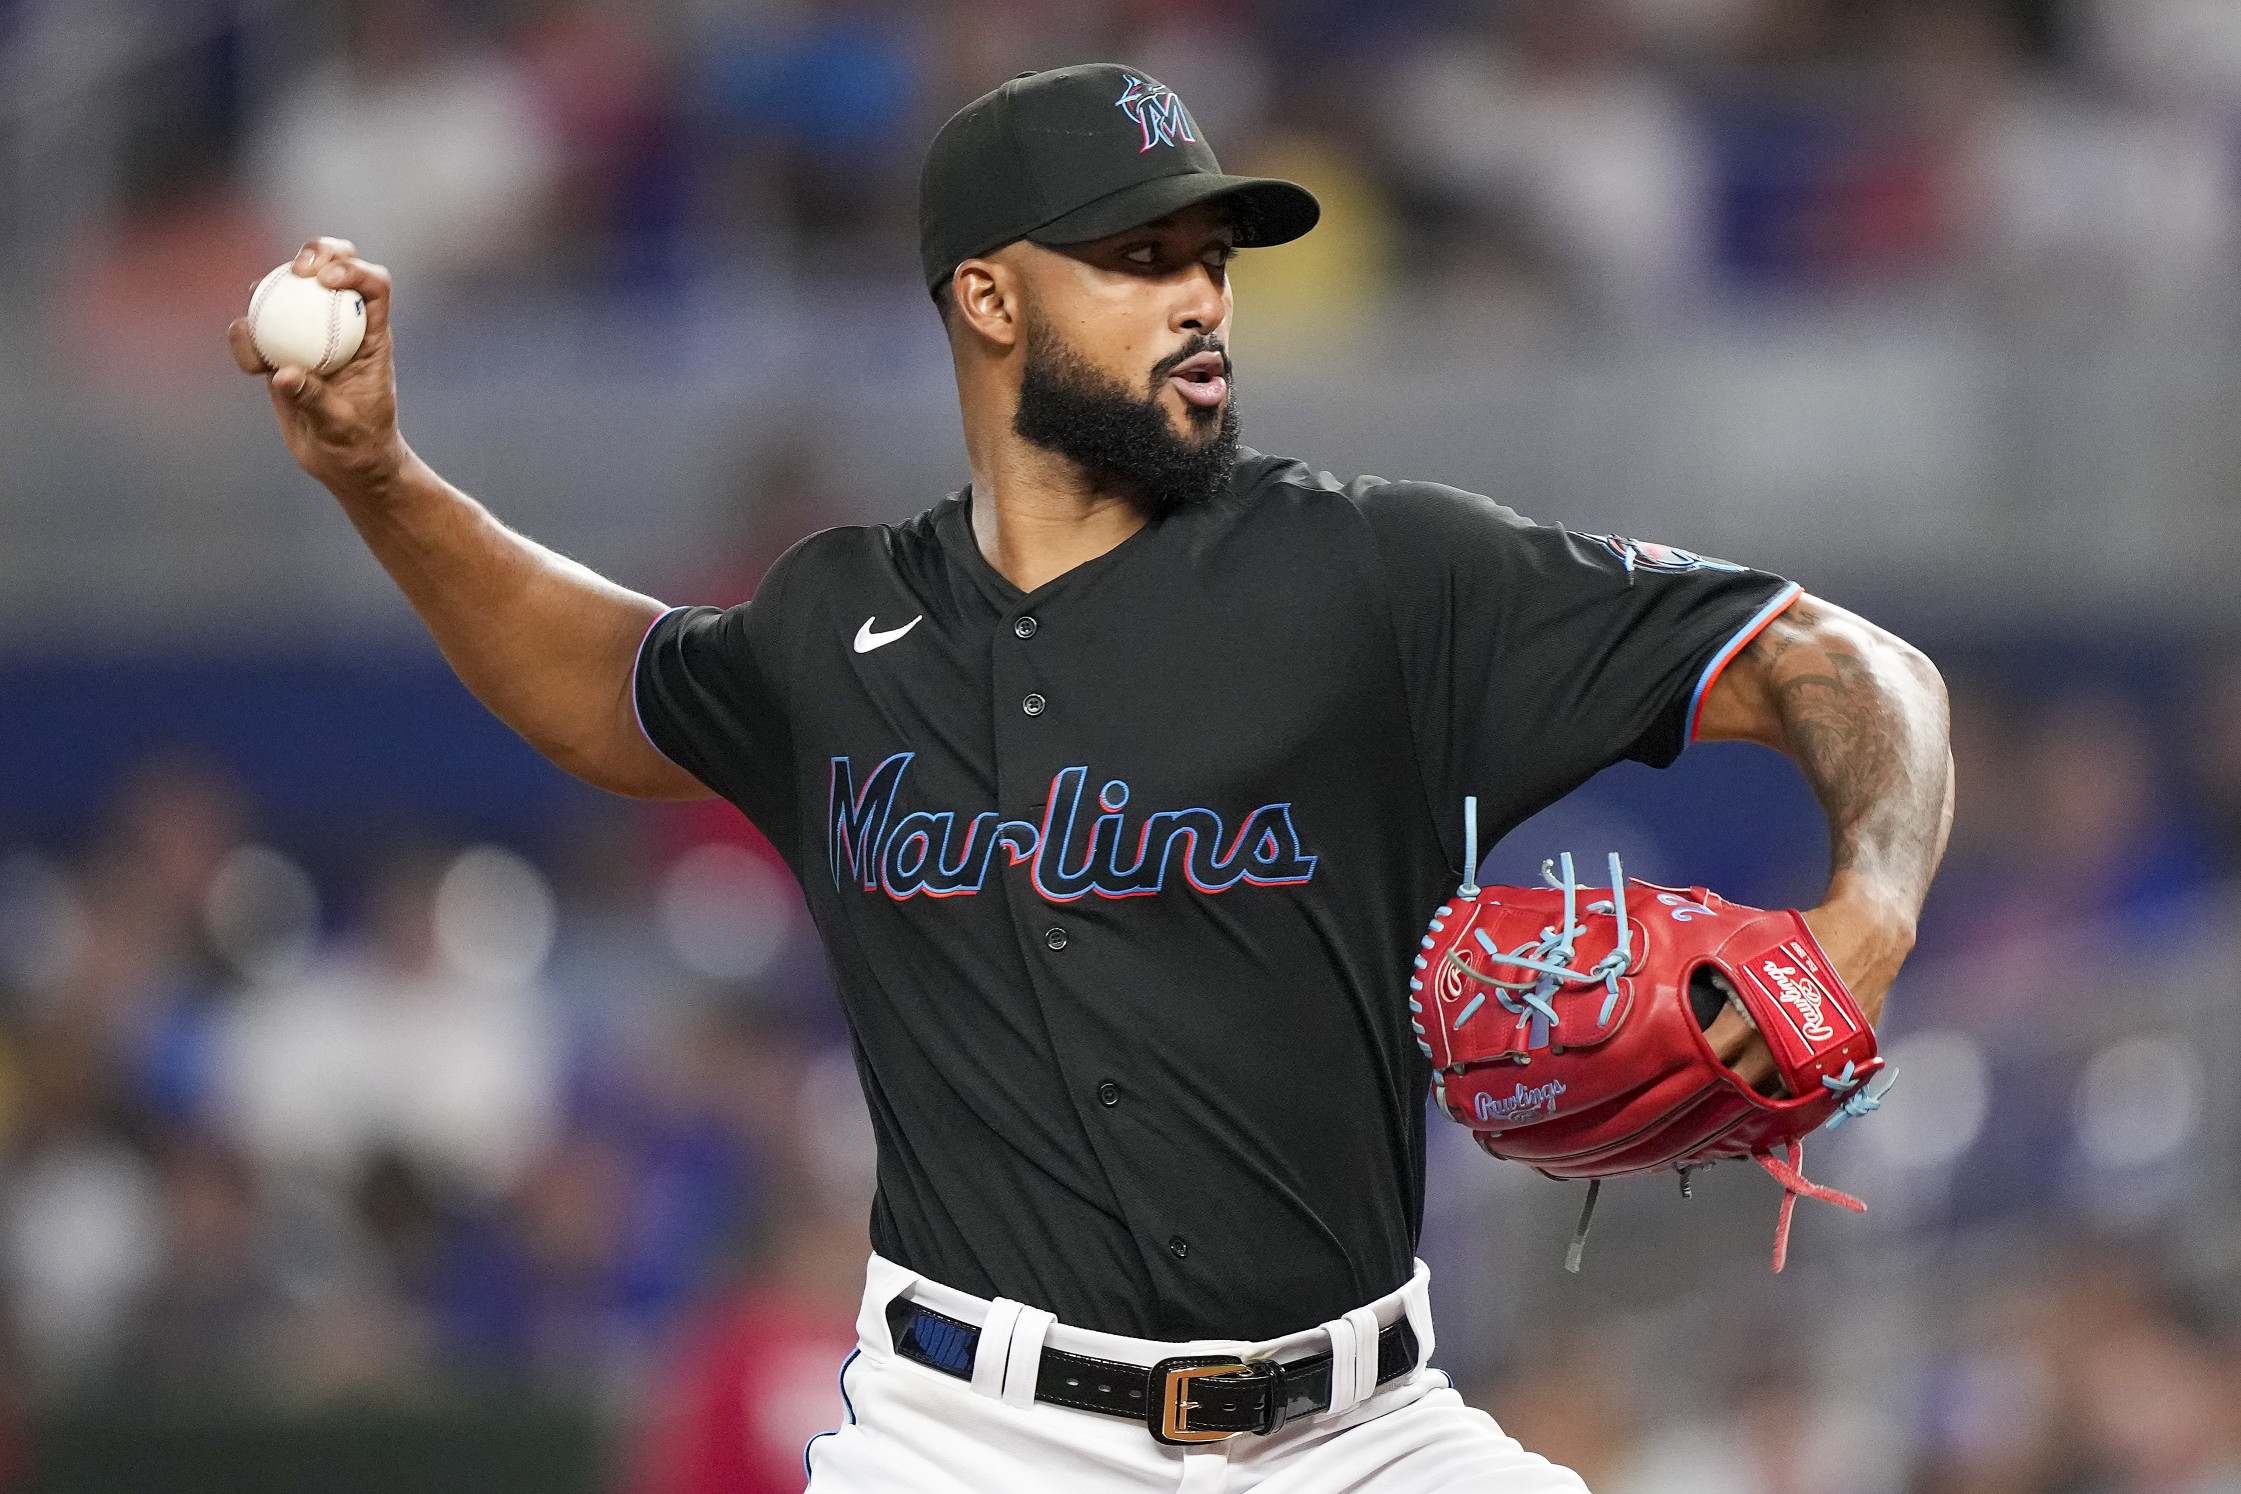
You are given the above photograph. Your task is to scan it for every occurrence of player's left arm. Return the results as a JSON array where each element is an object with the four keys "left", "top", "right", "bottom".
[{"left": 1694, "top": 592, "right": 1955, "bottom": 1027}]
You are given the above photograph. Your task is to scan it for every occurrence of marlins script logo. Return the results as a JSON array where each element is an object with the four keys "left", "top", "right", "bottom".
[
  {"left": 829, "top": 753, "right": 1317, "bottom": 903},
  {"left": 1114, "top": 75, "right": 1196, "bottom": 152}
]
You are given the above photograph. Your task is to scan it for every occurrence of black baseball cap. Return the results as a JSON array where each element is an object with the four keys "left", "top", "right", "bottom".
[{"left": 918, "top": 63, "right": 1321, "bottom": 297}]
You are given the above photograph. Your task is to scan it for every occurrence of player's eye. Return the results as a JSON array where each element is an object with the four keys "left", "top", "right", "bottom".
[{"left": 1123, "top": 245, "right": 1157, "bottom": 266}]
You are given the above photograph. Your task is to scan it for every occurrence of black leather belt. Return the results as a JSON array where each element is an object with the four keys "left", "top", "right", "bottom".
[{"left": 886, "top": 1298, "right": 1419, "bottom": 1445}]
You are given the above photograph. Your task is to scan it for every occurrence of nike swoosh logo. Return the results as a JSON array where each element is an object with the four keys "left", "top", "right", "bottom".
[{"left": 853, "top": 614, "right": 923, "bottom": 654}]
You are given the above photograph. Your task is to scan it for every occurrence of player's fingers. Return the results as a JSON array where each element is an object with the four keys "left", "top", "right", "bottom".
[
  {"left": 1706, "top": 1006, "right": 1750, "bottom": 1065},
  {"left": 227, "top": 318, "right": 266, "bottom": 375},
  {"left": 294, "top": 236, "right": 358, "bottom": 277},
  {"left": 1732, "top": 1043, "right": 1782, "bottom": 1095},
  {"left": 1706, "top": 1010, "right": 1785, "bottom": 1095},
  {"left": 316, "top": 256, "right": 393, "bottom": 334},
  {"left": 270, "top": 364, "right": 328, "bottom": 406}
]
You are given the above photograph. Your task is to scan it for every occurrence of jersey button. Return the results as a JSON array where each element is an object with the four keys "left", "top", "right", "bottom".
[
  {"left": 1044, "top": 926, "right": 1068, "bottom": 951},
  {"left": 1097, "top": 1081, "right": 1119, "bottom": 1107},
  {"left": 1167, "top": 1236, "right": 1189, "bottom": 1260},
  {"left": 1022, "top": 693, "right": 1046, "bottom": 716},
  {"left": 1014, "top": 615, "right": 1038, "bottom": 639}
]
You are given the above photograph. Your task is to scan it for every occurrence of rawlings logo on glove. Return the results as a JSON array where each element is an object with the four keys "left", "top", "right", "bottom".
[
  {"left": 1475, "top": 1079, "right": 1567, "bottom": 1124},
  {"left": 1412, "top": 799, "right": 1895, "bottom": 1272}
]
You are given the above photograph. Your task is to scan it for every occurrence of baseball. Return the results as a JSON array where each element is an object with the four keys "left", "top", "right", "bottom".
[{"left": 246, "top": 262, "right": 366, "bottom": 374}]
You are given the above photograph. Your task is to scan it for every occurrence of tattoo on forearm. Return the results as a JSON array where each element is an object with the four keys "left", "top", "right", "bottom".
[
  {"left": 1744, "top": 599, "right": 1952, "bottom": 907},
  {"left": 1773, "top": 653, "right": 1899, "bottom": 875}
]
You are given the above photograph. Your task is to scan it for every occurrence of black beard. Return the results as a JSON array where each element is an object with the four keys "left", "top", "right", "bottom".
[{"left": 1012, "top": 321, "right": 1240, "bottom": 518}]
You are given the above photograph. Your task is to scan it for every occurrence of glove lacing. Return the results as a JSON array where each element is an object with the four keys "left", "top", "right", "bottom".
[
  {"left": 1755, "top": 1138, "right": 1865, "bottom": 1272},
  {"left": 1740, "top": 1065, "right": 1890, "bottom": 1269},
  {"left": 1562, "top": 1138, "right": 1874, "bottom": 1275},
  {"left": 1437, "top": 798, "right": 1894, "bottom": 1275},
  {"left": 1442, "top": 850, "right": 1635, "bottom": 1034}
]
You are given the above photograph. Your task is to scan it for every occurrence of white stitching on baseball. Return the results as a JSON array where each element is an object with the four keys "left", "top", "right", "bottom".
[
  {"left": 321, "top": 288, "right": 341, "bottom": 372},
  {"left": 248, "top": 266, "right": 282, "bottom": 368}
]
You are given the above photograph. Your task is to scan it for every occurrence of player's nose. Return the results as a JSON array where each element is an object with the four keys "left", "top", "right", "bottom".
[{"left": 1172, "top": 263, "right": 1229, "bottom": 336}]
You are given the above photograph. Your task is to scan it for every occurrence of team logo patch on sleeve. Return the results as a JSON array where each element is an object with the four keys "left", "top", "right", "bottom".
[
  {"left": 1114, "top": 76, "right": 1196, "bottom": 152},
  {"left": 1587, "top": 534, "right": 1745, "bottom": 575}
]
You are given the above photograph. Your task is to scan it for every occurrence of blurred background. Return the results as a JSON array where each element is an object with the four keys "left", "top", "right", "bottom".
[{"left": 3, "top": 0, "right": 2241, "bottom": 1489}]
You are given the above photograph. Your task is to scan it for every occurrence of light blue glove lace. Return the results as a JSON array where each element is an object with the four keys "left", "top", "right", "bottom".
[
  {"left": 1444, "top": 845, "right": 1634, "bottom": 1035},
  {"left": 1818, "top": 1060, "right": 1897, "bottom": 1130}
]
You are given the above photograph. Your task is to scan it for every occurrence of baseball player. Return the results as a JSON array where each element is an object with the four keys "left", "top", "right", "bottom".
[{"left": 230, "top": 63, "right": 1952, "bottom": 1494}]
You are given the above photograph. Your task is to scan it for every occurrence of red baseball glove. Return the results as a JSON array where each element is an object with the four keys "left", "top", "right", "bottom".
[{"left": 1412, "top": 801, "right": 1892, "bottom": 1272}]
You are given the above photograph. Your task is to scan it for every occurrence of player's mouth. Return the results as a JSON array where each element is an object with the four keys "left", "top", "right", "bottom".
[{"left": 1167, "top": 351, "right": 1228, "bottom": 410}]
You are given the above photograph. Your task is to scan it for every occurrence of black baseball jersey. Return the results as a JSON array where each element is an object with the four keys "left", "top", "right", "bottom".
[{"left": 635, "top": 450, "right": 1799, "bottom": 1342}]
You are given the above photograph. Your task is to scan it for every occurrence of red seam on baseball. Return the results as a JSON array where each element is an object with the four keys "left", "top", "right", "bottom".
[{"left": 248, "top": 267, "right": 283, "bottom": 368}]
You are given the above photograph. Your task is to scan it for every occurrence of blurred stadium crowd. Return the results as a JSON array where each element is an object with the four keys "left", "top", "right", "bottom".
[
  {"left": 0, "top": 744, "right": 887, "bottom": 1488},
  {"left": 8, "top": 0, "right": 2241, "bottom": 1491},
  {"left": 14, "top": 0, "right": 2241, "bottom": 359}
]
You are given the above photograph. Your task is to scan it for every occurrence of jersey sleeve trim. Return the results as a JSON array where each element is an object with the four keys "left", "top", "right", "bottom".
[
  {"left": 1684, "top": 581, "right": 1803, "bottom": 746},
  {"left": 631, "top": 604, "right": 690, "bottom": 768}
]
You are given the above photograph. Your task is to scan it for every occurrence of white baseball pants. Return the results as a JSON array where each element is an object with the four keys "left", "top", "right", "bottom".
[{"left": 802, "top": 1254, "right": 1591, "bottom": 1493}]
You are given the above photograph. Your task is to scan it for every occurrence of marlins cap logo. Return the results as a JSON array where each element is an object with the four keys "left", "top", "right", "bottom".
[{"left": 1114, "top": 75, "right": 1196, "bottom": 153}]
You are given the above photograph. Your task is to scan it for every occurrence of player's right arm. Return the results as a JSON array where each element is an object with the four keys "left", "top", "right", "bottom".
[{"left": 229, "top": 237, "right": 713, "bottom": 802}]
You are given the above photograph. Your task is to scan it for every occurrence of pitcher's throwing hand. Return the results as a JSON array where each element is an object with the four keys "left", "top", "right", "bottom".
[{"left": 230, "top": 238, "right": 405, "bottom": 494}]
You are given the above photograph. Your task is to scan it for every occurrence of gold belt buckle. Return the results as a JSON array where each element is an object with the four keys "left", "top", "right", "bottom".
[{"left": 1149, "top": 1356, "right": 1263, "bottom": 1445}]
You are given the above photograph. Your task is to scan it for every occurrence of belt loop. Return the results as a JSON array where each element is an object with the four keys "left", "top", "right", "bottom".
[
  {"left": 1403, "top": 1260, "right": 1435, "bottom": 1371},
  {"left": 972, "top": 1298, "right": 1026, "bottom": 1400},
  {"left": 1343, "top": 1305, "right": 1380, "bottom": 1409},
  {"left": 858, "top": 1254, "right": 918, "bottom": 1356},
  {"left": 1000, "top": 1304, "right": 1055, "bottom": 1410},
  {"left": 1318, "top": 1311, "right": 1363, "bottom": 1417}
]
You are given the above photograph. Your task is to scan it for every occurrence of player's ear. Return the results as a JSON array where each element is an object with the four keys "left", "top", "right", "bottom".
[{"left": 952, "top": 258, "right": 1022, "bottom": 350}]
